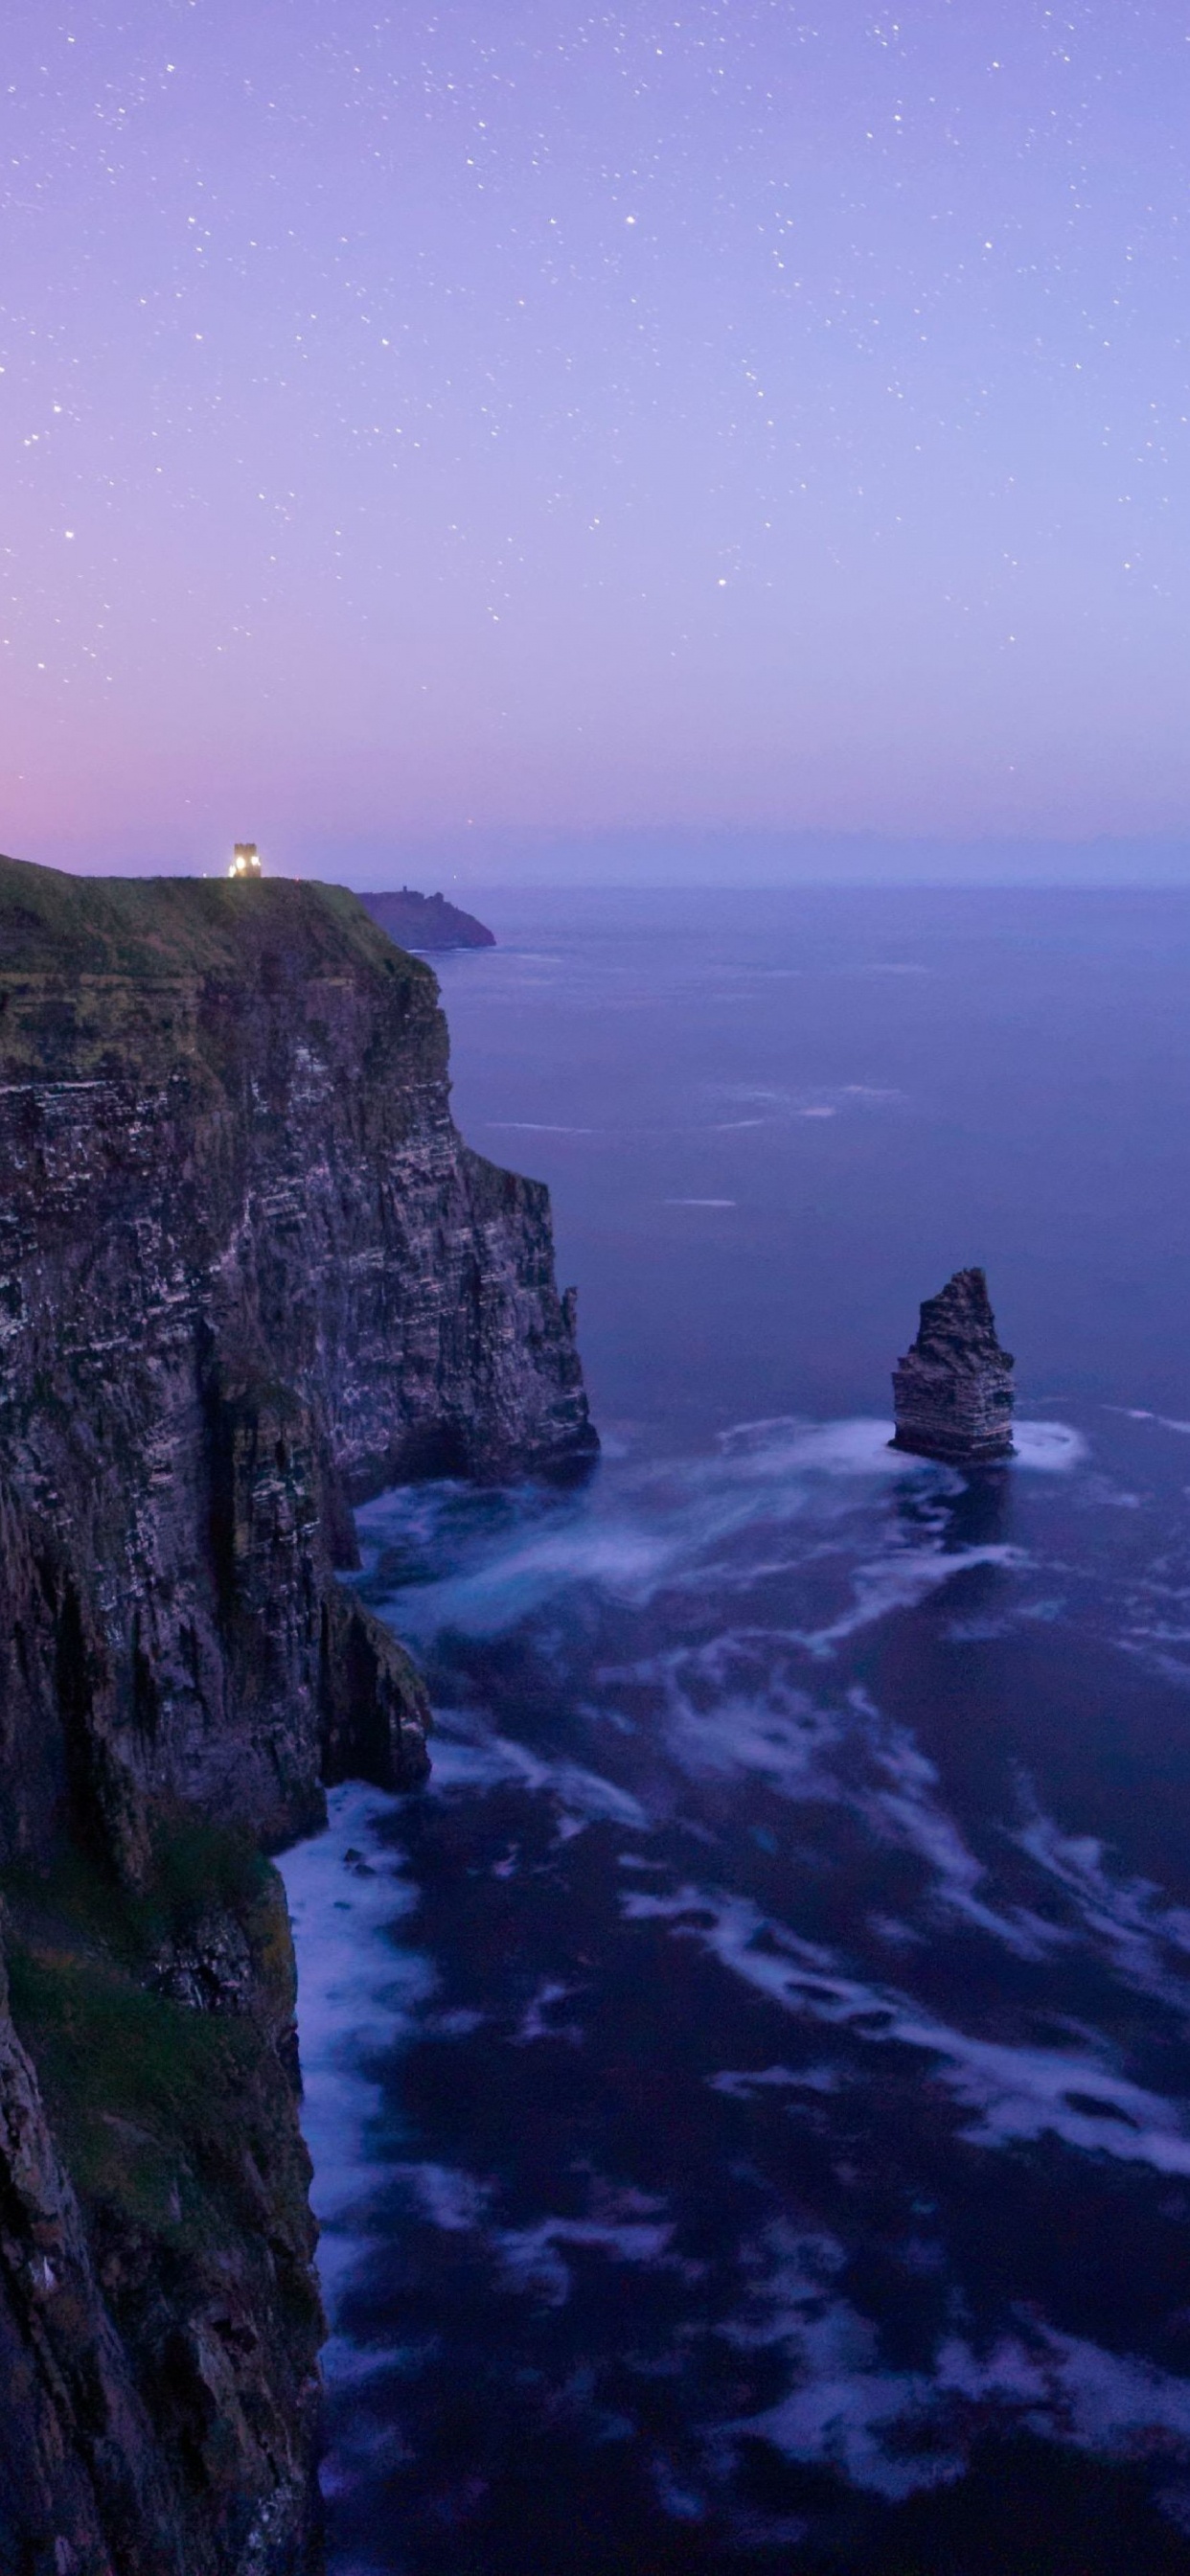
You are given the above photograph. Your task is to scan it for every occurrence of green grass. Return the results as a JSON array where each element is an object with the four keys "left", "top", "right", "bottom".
[
  {"left": 0, "top": 849, "right": 439, "bottom": 1084},
  {"left": 4, "top": 1819, "right": 312, "bottom": 2280},
  {"left": 0, "top": 846, "right": 423, "bottom": 983},
  {"left": 6, "top": 1814, "right": 269, "bottom": 1966},
  {"left": 7, "top": 1937, "right": 259, "bottom": 2240}
]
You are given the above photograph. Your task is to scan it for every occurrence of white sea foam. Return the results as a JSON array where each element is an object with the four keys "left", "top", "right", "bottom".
[
  {"left": 629, "top": 1644, "right": 841, "bottom": 1800},
  {"left": 380, "top": 1518, "right": 675, "bottom": 1638},
  {"left": 719, "top": 2220, "right": 1190, "bottom": 2498},
  {"left": 716, "top": 1416, "right": 908, "bottom": 1476},
  {"left": 1015, "top": 1799, "right": 1190, "bottom": 2010},
  {"left": 426, "top": 1712, "right": 648, "bottom": 1837},
  {"left": 621, "top": 1881, "right": 1190, "bottom": 2175},
  {"left": 849, "top": 1691, "right": 1061, "bottom": 1955},
  {"left": 366, "top": 1413, "right": 1085, "bottom": 1650},
  {"left": 1013, "top": 1419, "right": 1087, "bottom": 1469},
  {"left": 390, "top": 2161, "right": 492, "bottom": 2231},
  {"left": 706, "top": 1081, "right": 904, "bottom": 1123},
  {"left": 617, "top": 1639, "right": 1062, "bottom": 1955},
  {"left": 515, "top": 1978, "right": 586, "bottom": 2044},
  {"left": 494, "top": 2214, "right": 677, "bottom": 2308},
  {"left": 278, "top": 1785, "right": 433, "bottom": 2315},
  {"left": 800, "top": 1542, "right": 1022, "bottom": 1653},
  {"left": 714, "top": 1414, "right": 1082, "bottom": 1483},
  {"left": 629, "top": 1599, "right": 1190, "bottom": 1992},
  {"left": 366, "top": 1424, "right": 928, "bottom": 1642},
  {"left": 710, "top": 2063, "right": 842, "bottom": 2099},
  {"left": 1106, "top": 1407, "right": 1190, "bottom": 1438}
]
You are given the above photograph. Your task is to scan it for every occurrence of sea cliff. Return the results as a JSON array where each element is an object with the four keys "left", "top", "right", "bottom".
[
  {"left": 0, "top": 854, "right": 595, "bottom": 2572},
  {"left": 355, "top": 887, "right": 495, "bottom": 952}
]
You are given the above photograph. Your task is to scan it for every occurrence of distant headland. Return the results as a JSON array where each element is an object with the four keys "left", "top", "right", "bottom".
[{"left": 356, "top": 886, "right": 496, "bottom": 951}]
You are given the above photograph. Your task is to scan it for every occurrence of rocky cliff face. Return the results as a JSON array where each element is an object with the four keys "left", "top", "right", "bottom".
[
  {"left": 0, "top": 854, "right": 596, "bottom": 2573},
  {"left": 0, "top": 1849, "right": 322, "bottom": 2576},
  {"left": 891, "top": 1267, "right": 1015, "bottom": 1464}
]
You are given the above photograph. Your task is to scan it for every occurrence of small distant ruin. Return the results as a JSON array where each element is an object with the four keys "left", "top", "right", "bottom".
[
  {"left": 229, "top": 841, "right": 263, "bottom": 880},
  {"left": 891, "top": 1268, "right": 1015, "bottom": 1464}
]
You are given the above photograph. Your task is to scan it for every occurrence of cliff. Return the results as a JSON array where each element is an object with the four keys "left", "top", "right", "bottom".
[
  {"left": 0, "top": 853, "right": 595, "bottom": 2572},
  {"left": 355, "top": 887, "right": 495, "bottom": 952},
  {"left": 891, "top": 1267, "right": 1015, "bottom": 1464}
]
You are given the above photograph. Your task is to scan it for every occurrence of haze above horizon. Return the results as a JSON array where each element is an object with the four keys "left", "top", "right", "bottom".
[{"left": 3, "top": 2, "right": 1188, "bottom": 884}]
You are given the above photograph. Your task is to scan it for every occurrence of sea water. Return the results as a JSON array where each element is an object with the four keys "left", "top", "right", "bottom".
[{"left": 281, "top": 888, "right": 1190, "bottom": 2572}]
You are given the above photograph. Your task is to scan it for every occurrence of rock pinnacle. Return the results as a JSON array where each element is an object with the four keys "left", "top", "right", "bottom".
[{"left": 891, "top": 1267, "right": 1015, "bottom": 1464}]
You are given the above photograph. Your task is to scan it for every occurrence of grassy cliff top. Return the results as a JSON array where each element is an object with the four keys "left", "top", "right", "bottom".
[{"left": 0, "top": 850, "right": 428, "bottom": 988}]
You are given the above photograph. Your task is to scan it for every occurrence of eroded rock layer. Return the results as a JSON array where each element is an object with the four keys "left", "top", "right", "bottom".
[
  {"left": 0, "top": 854, "right": 595, "bottom": 2573},
  {"left": 891, "top": 1267, "right": 1015, "bottom": 1464}
]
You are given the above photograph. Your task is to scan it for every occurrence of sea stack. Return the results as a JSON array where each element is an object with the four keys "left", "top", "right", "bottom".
[{"left": 891, "top": 1267, "right": 1015, "bottom": 1464}]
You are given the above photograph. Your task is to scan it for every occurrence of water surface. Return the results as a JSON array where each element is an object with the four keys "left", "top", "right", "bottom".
[{"left": 282, "top": 889, "right": 1190, "bottom": 2572}]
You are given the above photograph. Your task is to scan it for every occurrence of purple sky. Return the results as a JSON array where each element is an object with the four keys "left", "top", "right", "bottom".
[{"left": 3, "top": 2, "right": 1189, "bottom": 881}]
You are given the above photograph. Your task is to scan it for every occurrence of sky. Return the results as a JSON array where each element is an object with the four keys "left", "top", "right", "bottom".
[{"left": 2, "top": 1, "right": 1189, "bottom": 883}]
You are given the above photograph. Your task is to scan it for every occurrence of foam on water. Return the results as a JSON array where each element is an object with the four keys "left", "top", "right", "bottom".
[
  {"left": 1015, "top": 1799, "right": 1190, "bottom": 2008},
  {"left": 720, "top": 2217, "right": 1190, "bottom": 2501},
  {"left": 278, "top": 1785, "right": 432, "bottom": 2316},
  {"left": 597, "top": 1644, "right": 1064, "bottom": 1956},
  {"left": 627, "top": 1881, "right": 1190, "bottom": 2175},
  {"left": 295, "top": 1376, "right": 1190, "bottom": 2558},
  {"left": 361, "top": 1414, "right": 1083, "bottom": 1654},
  {"left": 493, "top": 2213, "right": 678, "bottom": 2308},
  {"left": 1014, "top": 1419, "right": 1087, "bottom": 1469},
  {"left": 424, "top": 1710, "right": 648, "bottom": 1836},
  {"left": 798, "top": 1540, "right": 1023, "bottom": 1651}
]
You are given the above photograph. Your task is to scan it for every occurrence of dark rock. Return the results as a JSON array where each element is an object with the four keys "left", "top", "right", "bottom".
[
  {"left": 356, "top": 886, "right": 495, "bottom": 951},
  {"left": 0, "top": 855, "right": 595, "bottom": 1876},
  {"left": 0, "top": 851, "right": 596, "bottom": 2572},
  {"left": 0, "top": 1863, "right": 323, "bottom": 2576},
  {"left": 148, "top": 1909, "right": 255, "bottom": 2013},
  {"left": 319, "top": 1585, "right": 432, "bottom": 1793},
  {"left": 0, "top": 1902, "right": 186, "bottom": 2576},
  {"left": 891, "top": 1267, "right": 1015, "bottom": 1464}
]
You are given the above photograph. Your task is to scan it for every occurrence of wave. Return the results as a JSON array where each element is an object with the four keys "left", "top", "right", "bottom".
[
  {"left": 424, "top": 1709, "right": 649, "bottom": 1839},
  {"left": 278, "top": 1785, "right": 431, "bottom": 2320},
  {"left": 717, "top": 2218, "right": 1190, "bottom": 2503},
  {"left": 601, "top": 1634, "right": 1179, "bottom": 1969},
  {"left": 493, "top": 2212, "right": 677, "bottom": 2309},
  {"left": 627, "top": 1880, "right": 1190, "bottom": 2177},
  {"left": 361, "top": 1414, "right": 1082, "bottom": 1649}
]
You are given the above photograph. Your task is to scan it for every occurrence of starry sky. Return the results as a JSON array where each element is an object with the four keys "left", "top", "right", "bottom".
[{"left": 3, "top": 2, "right": 1189, "bottom": 882}]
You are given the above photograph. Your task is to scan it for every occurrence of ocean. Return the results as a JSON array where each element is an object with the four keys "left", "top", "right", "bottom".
[{"left": 280, "top": 886, "right": 1190, "bottom": 2572}]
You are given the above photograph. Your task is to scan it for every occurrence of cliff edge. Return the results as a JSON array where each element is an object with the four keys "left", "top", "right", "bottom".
[{"left": 0, "top": 853, "right": 596, "bottom": 2572}]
